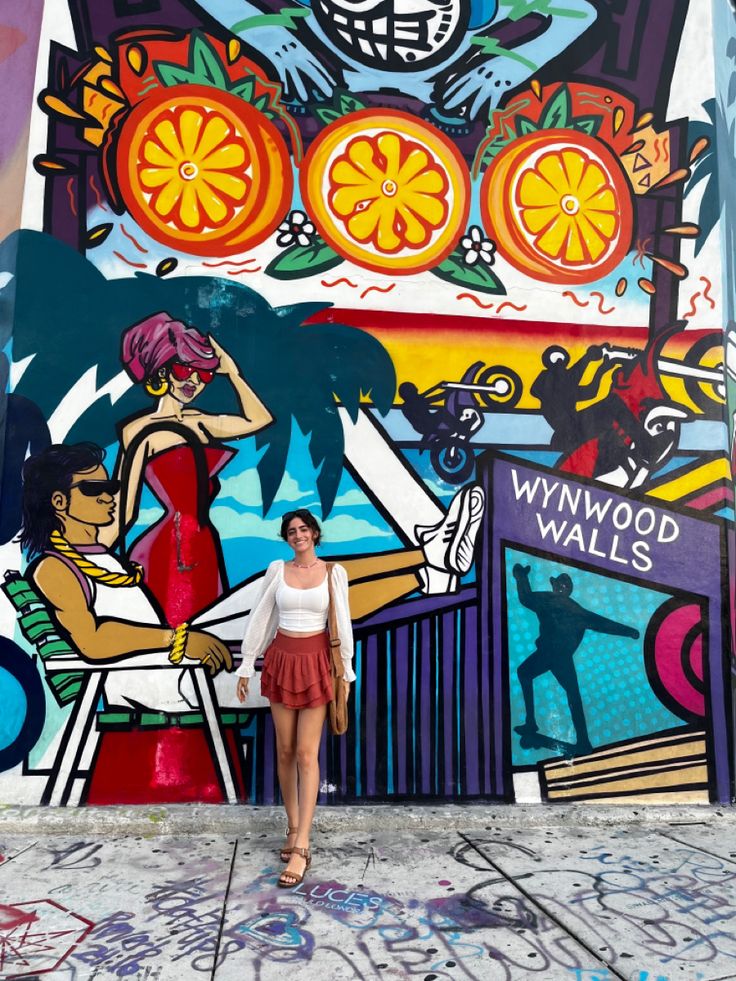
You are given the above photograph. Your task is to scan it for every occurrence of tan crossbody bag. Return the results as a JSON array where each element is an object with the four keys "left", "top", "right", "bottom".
[{"left": 326, "top": 562, "right": 349, "bottom": 736}]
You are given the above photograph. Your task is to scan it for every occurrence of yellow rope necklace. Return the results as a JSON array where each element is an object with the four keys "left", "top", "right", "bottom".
[{"left": 49, "top": 530, "right": 143, "bottom": 587}]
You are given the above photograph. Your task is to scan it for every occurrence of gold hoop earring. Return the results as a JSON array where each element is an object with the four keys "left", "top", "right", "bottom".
[{"left": 145, "top": 377, "right": 168, "bottom": 397}]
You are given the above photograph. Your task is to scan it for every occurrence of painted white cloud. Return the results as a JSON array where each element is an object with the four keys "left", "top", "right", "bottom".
[
  {"left": 275, "top": 473, "right": 314, "bottom": 503},
  {"left": 211, "top": 507, "right": 282, "bottom": 540},
  {"left": 211, "top": 507, "right": 393, "bottom": 543},
  {"left": 333, "top": 488, "right": 369, "bottom": 507},
  {"left": 218, "top": 469, "right": 312, "bottom": 507},
  {"left": 321, "top": 514, "right": 393, "bottom": 542},
  {"left": 136, "top": 507, "right": 164, "bottom": 524},
  {"left": 422, "top": 477, "right": 458, "bottom": 500},
  {"left": 217, "top": 469, "right": 262, "bottom": 506}
]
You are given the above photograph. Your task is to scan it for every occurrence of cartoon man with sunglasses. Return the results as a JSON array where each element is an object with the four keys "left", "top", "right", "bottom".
[
  {"left": 21, "top": 443, "right": 233, "bottom": 690},
  {"left": 19, "top": 442, "right": 243, "bottom": 802}
]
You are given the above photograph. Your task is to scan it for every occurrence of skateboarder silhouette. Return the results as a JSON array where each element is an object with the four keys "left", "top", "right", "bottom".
[{"left": 512, "top": 564, "right": 639, "bottom": 755}]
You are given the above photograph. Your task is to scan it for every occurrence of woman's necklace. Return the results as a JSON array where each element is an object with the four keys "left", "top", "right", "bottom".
[{"left": 292, "top": 558, "right": 320, "bottom": 569}]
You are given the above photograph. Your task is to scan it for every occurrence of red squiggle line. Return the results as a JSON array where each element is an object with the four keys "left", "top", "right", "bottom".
[
  {"left": 456, "top": 292, "right": 495, "bottom": 310},
  {"left": 66, "top": 178, "right": 77, "bottom": 217},
  {"left": 320, "top": 277, "right": 358, "bottom": 288},
  {"left": 496, "top": 300, "right": 528, "bottom": 314},
  {"left": 562, "top": 290, "right": 589, "bottom": 308},
  {"left": 120, "top": 224, "right": 148, "bottom": 254},
  {"left": 88, "top": 175, "right": 107, "bottom": 212},
  {"left": 202, "top": 258, "right": 258, "bottom": 268},
  {"left": 100, "top": 100, "right": 116, "bottom": 123},
  {"left": 112, "top": 250, "right": 146, "bottom": 269},
  {"left": 700, "top": 276, "right": 716, "bottom": 309},
  {"left": 683, "top": 290, "right": 701, "bottom": 319},
  {"left": 226, "top": 266, "right": 262, "bottom": 275},
  {"left": 653, "top": 138, "right": 661, "bottom": 163},
  {"left": 589, "top": 291, "right": 615, "bottom": 315},
  {"left": 360, "top": 283, "right": 395, "bottom": 300}
]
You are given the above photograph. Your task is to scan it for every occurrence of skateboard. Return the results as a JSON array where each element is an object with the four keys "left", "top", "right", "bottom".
[{"left": 516, "top": 728, "right": 590, "bottom": 759}]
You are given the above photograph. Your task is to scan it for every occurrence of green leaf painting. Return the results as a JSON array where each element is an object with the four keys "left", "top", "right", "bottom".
[
  {"left": 515, "top": 115, "right": 539, "bottom": 137},
  {"left": 153, "top": 62, "right": 199, "bottom": 88},
  {"left": 189, "top": 31, "right": 229, "bottom": 88},
  {"left": 265, "top": 239, "right": 344, "bottom": 280},
  {"left": 431, "top": 252, "right": 506, "bottom": 295},
  {"left": 153, "top": 30, "right": 279, "bottom": 121},
  {"left": 311, "top": 90, "right": 367, "bottom": 127},
  {"left": 312, "top": 106, "right": 342, "bottom": 126},
  {"left": 571, "top": 114, "right": 603, "bottom": 136},
  {"left": 229, "top": 75, "right": 256, "bottom": 102},
  {"left": 540, "top": 84, "right": 572, "bottom": 130},
  {"left": 337, "top": 91, "right": 367, "bottom": 115},
  {"left": 155, "top": 30, "right": 230, "bottom": 89}
]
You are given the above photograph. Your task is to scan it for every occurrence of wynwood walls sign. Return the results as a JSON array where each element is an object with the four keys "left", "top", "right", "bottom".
[
  {"left": 481, "top": 454, "right": 732, "bottom": 804},
  {"left": 509, "top": 468, "right": 681, "bottom": 575}
]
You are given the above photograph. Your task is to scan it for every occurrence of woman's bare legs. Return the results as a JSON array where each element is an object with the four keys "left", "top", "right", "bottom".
[
  {"left": 270, "top": 702, "right": 299, "bottom": 855},
  {"left": 281, "top": 702, "right": 328, "bottom": 884}
]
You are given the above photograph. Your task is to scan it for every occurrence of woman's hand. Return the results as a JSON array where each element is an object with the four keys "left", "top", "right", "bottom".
[
  {"left": 236, "top": 676, "right": 250, "bottom": 703},
  {"left": 209, "top": 335, "right": 239, "bottom": 377}
]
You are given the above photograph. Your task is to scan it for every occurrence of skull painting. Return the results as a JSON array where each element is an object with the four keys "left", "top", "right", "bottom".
[
  {"left": 195, "top": 0, "right": 598, "bottom": 122},
  {"left": 312, "top": 0, "right": 469, "bottom": 70}
]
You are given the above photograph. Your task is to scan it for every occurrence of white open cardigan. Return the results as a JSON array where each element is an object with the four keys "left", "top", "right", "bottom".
[{"left": 235, "top": 559, "right": 356, "bottom": 682}]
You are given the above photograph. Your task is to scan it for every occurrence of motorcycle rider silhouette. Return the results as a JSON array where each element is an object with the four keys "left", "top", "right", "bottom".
[{"left": 399, "top": 378, "right": 482, "bottom": 484}]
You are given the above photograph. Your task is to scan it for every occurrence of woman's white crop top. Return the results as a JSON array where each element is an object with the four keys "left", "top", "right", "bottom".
[
  {"left": 236, "top": 559, "right": 355, "bottom": 682},
  {"left": 275, "top": 574, "right": 329, "bottom": 631}
]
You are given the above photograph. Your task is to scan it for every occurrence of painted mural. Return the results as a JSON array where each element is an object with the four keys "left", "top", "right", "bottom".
[{"left": 0, "top": 0, "right": 733, "bottom": 807}]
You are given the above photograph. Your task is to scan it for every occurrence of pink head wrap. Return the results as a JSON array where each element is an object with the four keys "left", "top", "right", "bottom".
[{"left": 121, "top": 312, "right": 220, "bottom": 382}]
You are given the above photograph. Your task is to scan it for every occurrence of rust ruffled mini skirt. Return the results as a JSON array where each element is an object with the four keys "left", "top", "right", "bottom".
[{"left": 260, "top": 630, "right": 334, "bottom": 709}]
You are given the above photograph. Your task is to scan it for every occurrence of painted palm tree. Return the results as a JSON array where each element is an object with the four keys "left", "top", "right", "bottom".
[{"left": 1, "top": 229, "right": 395, "bottom": 525}]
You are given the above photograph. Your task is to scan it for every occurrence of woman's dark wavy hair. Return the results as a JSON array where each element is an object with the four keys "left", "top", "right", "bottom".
[
  {"left": 279, "top": 508, "right": 322, "bottom": 546},
  {"left": 19, "top": 443, "right": 106, "bottom": 558}
]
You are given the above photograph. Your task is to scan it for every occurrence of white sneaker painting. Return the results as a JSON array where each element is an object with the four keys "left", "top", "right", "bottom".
[{"left": 416, "top": 484, "right": 485, "bottom": 577}]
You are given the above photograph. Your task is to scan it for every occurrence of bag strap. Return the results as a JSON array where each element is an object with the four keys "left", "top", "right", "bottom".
[{"left": 326, "top": 562, "right": 344, "bottom": 678}]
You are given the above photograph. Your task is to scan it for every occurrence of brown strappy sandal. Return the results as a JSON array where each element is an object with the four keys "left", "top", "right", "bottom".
[
  {"left": 277, "top": 846, "right": 311, "bottom": 888},
  {"left": 280, "top": 826, "right": 298, "bottom": 863}
]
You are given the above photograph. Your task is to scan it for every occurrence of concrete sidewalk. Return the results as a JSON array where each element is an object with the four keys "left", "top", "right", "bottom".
[{"left": 0, "top": 805, "right": 735, "bottom": 980}]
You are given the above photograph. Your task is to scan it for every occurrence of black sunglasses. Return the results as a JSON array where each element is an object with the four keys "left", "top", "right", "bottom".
[{"left": 69, "top": 478, "right": 120, "bottom": 497}]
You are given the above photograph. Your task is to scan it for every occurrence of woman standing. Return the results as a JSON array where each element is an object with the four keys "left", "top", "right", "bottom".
[{"left": 236, "top": 509, "right": 354, "bottom": 887}]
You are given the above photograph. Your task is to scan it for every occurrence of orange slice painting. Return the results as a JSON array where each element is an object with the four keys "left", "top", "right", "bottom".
[
  {"left": 481, "top": 130, "right": 633, "bottom": 285},
  {"left": 115, "top": 84, "right": 292, "bottom": 256},
  {"left": 301, "top": 109, "right": 470, "bottom": 275}
]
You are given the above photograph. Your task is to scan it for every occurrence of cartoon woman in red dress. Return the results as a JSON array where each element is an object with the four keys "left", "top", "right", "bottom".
[
  {"left": 115, "top": 311, "right": 272, "bottom": 625},
  {"left": 87, "top": 311, "right": 272, "bottom": 804}
]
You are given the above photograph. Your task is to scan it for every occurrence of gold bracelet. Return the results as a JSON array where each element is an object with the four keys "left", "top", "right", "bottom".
[{"left": 168, "top": 622, "right": 189, "bottom": 664}]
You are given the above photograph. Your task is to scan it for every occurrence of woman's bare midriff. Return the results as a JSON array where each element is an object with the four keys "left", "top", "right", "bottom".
[{"left": 278, "top": 628, "right": 327, "bottom": 638}]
